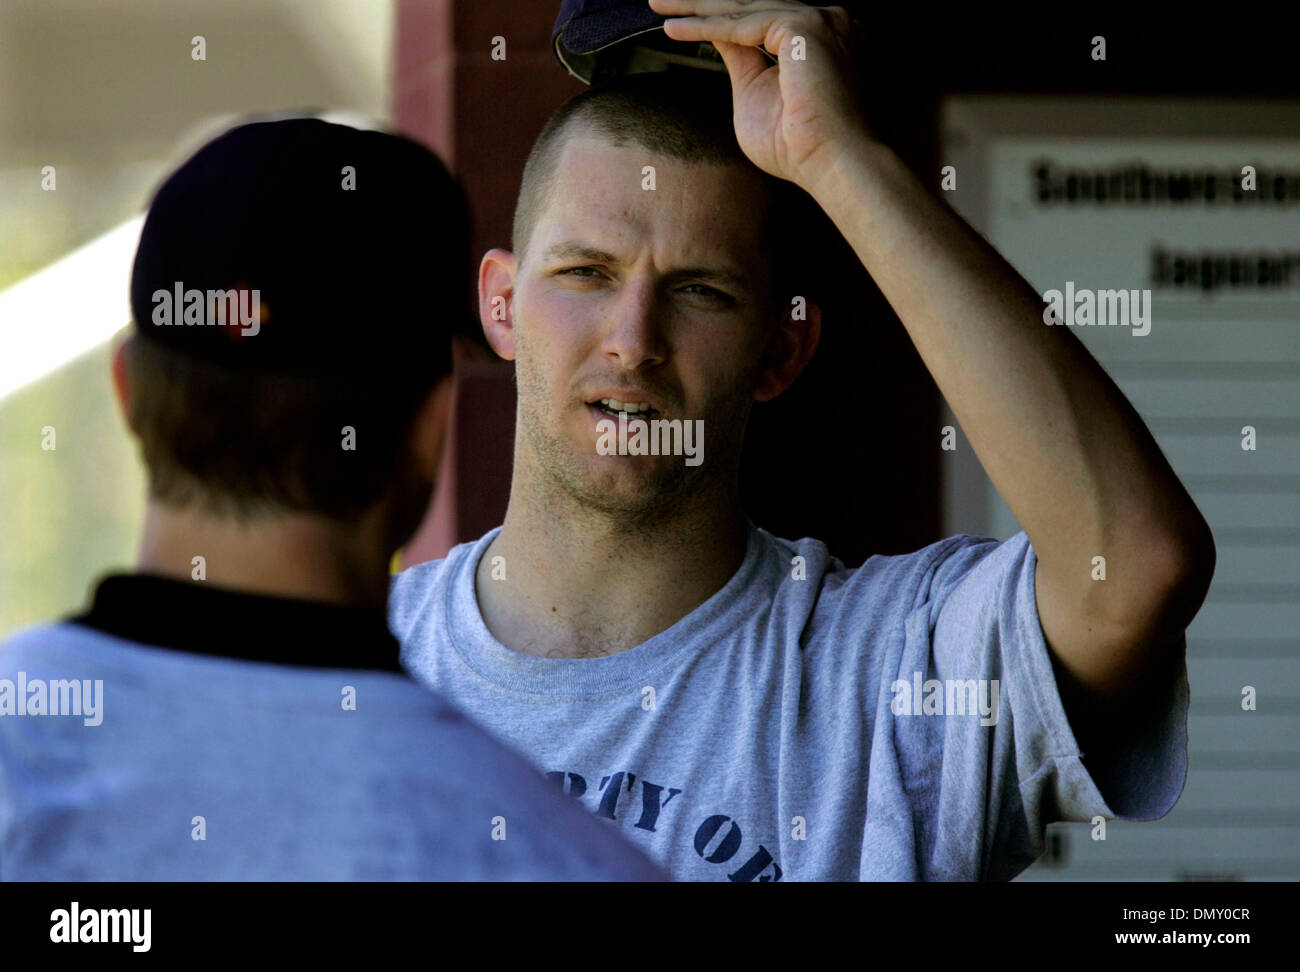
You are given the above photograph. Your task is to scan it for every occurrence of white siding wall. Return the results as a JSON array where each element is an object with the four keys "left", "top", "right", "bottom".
[{"left": 940, "top": 97, "right": 1300, "bottom": 881}]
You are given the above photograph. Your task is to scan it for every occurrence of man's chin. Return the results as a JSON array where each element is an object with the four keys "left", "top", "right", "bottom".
[{"left": 565, "top": 455, "right": 692, "bottom": 516}]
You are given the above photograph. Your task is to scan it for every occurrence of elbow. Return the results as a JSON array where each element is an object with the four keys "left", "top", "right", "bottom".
[
  {"left": 1174, "top": 517, "right": 1216, "bottom": 601},
  {"left": 1150, "top": 517, "right": 1217, "bottom": 636}
]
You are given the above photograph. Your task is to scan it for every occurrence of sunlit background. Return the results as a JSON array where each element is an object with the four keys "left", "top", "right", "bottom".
[{"left": 0, "top": 0, "right": 394, "bottom": 634}]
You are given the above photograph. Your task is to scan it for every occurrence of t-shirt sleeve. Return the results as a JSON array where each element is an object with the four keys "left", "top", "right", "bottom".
[
  {"left": 880, "top": 531, "right": 1189, "bottom": 881},
  {"left": 387, "top": 561, "right": 437, "bottom": 643}
]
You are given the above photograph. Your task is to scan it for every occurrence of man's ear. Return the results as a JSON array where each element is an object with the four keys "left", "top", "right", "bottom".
[
  {"left": 754, "top": 297, "right": 822, "bottom": 402},
  {"left": 410, "top": 372, "right": 456, "bottom": 483},
  {"left": 110, "top": 334, "right": 136, "bottom": 433},
  {"left": 478, "top": 248, "right": 519, "bottom": 361}
]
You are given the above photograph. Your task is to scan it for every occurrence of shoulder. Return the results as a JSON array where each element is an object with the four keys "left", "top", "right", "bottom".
[
  {"left": 387, "top": 526, "right": 502, "bottom": 636},
  {"left": 757, "top": 524, "right": 1009, "bottom": 615},
  {"left": 0, "top": 620, "right": 103, "bottom": 670},
  {"left": 388, "top": 556, "right": 449, "bottom": 617}
]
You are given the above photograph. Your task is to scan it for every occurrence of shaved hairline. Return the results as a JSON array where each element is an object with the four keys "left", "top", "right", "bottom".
[
  {"left": 509, "top": 74, "right": 820, "bottom": 312},
  {"left": 511, "top": 77, "right": 761, "bottom": 264}
]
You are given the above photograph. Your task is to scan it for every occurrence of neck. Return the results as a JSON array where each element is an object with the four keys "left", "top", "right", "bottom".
[
  {"left": 476, "top": 458, "right": 749, "bottom": 659},
  {"left": 136, "top": 500, "right": 392, "bottom": 611}
]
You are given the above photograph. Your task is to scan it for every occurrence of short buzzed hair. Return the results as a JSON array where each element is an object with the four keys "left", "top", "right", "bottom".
[{"left": 512, "top": 72, "right": 814, "bottom": 308}]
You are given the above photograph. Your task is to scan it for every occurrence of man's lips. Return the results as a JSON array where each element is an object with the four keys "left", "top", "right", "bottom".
[
  {"left": 586, "top": 401, "right": 663, "bottom": 421},
  {"left": 583, "top": 389, "right": 666, "bottom": 420}
]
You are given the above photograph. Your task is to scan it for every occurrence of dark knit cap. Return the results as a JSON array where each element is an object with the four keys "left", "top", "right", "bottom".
[{"left": 130, "top": 117, "right": 465, "bottom": 383}]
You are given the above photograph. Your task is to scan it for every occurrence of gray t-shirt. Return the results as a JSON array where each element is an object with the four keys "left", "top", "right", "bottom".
[
  {"left": 0, "top": 623, "right": 667, "bottom": 881},
  {"left": 389, "top": 522, "right": 1189, "bottom": 881}
]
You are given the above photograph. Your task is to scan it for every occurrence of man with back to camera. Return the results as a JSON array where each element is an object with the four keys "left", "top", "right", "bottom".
[
  {"left": 386, "top": 0, "right": 1217, "bottom": 882},
  {"left": 0, "top": 116, "right": 666, "bottom": 881}
]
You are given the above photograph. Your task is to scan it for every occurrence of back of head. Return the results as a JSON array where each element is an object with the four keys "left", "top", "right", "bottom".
[
  {"left": 512, "top": 72, "right": 816, "bottom": 308},
  {"left": 126, "top": 117, "right": 467, "bottom": 519}
]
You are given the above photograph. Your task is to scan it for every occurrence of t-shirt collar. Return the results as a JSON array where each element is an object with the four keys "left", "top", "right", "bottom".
[{"left": 440, "top": 517, "right": 768, "bottom": 698}]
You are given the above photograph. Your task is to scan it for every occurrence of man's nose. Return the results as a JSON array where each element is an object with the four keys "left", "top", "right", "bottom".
[{"left": 601, "top": 275, "right": 666, "bottom": 370}]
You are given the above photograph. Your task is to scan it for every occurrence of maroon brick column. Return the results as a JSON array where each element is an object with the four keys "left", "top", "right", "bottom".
[{"left": 393, "top": 0, "right": 582, "bottom": 566}]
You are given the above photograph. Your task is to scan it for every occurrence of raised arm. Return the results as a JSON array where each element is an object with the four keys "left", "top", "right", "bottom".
[{"left": 656, "top": 0, "right": 1215, "bottom": 725}]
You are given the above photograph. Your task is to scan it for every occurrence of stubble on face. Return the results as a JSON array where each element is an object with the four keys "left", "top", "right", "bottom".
[
  {"left": 512, "top": 313, "right": 757, "bottom": 536},
  {"left": 506, "top": 137, "right": 775, "bottom": 538}
]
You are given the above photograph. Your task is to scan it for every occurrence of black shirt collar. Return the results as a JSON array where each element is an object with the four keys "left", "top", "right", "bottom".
[{"left": 69, "top": 573, "right": 405, "bottom": 673}]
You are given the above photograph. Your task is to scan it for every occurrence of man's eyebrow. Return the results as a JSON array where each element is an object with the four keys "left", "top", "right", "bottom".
[
  {"left": 663, "top": 266, "right": 750, "bottom": 292},
  {"left": 542, "top": 241, "right": 753, "bottom": 292},
  {"left": 541, "top": 242, "right": 621, "bottom": 264}
]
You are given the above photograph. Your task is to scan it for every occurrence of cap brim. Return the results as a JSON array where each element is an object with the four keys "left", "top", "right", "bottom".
[
  {"left": 552, "top": 1, "right": 776, "bottom": 85},
  {"left": 557, "top": 3, "right": 667, "bottom": 55}
]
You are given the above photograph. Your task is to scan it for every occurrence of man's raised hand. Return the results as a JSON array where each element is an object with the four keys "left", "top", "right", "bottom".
[{"left": 651, "top": 0, "right": 870, "bottom": 191}]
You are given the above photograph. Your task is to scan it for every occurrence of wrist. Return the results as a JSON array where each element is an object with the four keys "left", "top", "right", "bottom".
[{"left": 799, "top": 133, "right": 900, "bottom": 213}]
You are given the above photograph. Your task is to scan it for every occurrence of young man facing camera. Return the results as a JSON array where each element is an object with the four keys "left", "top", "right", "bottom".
[
  {"left": 390, "top": 2, "right": 1215, "bottom": 881},
  {"left": 0, "top": 118, "right": 665, "bottom": 882}
]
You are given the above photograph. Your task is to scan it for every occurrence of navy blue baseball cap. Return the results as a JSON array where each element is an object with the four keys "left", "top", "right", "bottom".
[
  {"left": 552, "top": 0, "right": 772, "bottom": 84},
  {"left": 130, "top": 116, "right": 466, "bottom": 381}
]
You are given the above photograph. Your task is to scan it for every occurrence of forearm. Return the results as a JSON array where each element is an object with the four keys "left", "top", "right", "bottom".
[{"left": 804, "top": 139, "right": 1211, "bottom": 636}]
